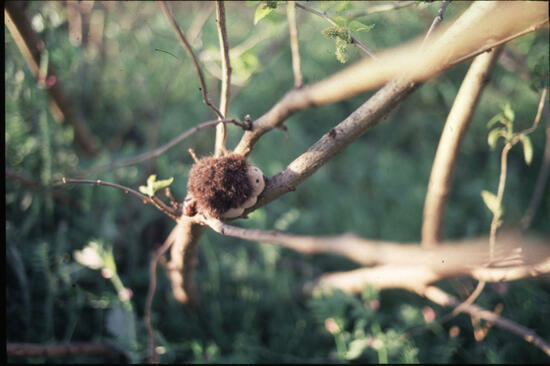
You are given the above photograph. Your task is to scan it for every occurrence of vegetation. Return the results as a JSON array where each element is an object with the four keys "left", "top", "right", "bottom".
[{"left": 5, "top": 1, "right": 550, "bottom": 363}]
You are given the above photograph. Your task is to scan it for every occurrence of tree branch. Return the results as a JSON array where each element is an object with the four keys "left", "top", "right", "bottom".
[
  {"left": 214, "top": 0, "right": 231, "bottom": 157},
  {"left": 233, "top": 1, "right": 548, "bottom": 157},
  {"left": 287, "top": 1, "right": 303, "bottom": 88},
  {"left": 295, "top": 2, "right": 376, "bottom": 59},
  {"left": 205, "top": 217, "right": 550, "bottom": 283},
  {"left": 347, "top": 1, "right": 416, "bottom": 19},
  {"left": 56, "top": 178, "right": 179, "bottom": 221},
  {"left": 159, "top": 1, "right": 224, "bottom": 119},
  {"left": 81, "top": 118, "right": 249, "bottom": 177},
  {"left": 248, "top": 78, "right": 419, "bottom": 210},
  {"left": 421, "top": 286, "right": 550, "bottom": 357},
  {"left": 145, "top": 227, "right": 179, "bottom": 364},
  {"left": 522, "top": 102, "right": 550, "bottom": 229},
  {"left": 421, "top": 0, "right": 450, "bottom": 47},
  {"left": 422, "top": 47, "right": 503, "bottom": 246},
  {"left": 167, "top": 217, "right": 206, "bottom": 304}
]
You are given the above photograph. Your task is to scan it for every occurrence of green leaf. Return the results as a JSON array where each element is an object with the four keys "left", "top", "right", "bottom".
[
  {"left": 152, "top": 176, "right": 174, "bottom": 191},
  {"left": 139, "top": 174, "right": 173, "bottom": 197},
  {"left": 519, "top": 134, "right": 533, "bottom": 165},
  {"left": 481, "top": 190, "right": 501, "bottom": 217},
  {"left": 349, "top": 20, "right": 375, "bottom": 33},
  {"left": 503, "top": 102, "right": 515, "bottom": 123},
  {"left": 332, "top": 15, "right": 348, "bottom": 27},
  {"left": 487, "top": 113, "right": 504, "bottom": 128},
  {"left": 254, "top": 2, "right": 276, "bottom": 24},
  {"left": 488, "top": 127, "right": 505, "bottom": 149}
]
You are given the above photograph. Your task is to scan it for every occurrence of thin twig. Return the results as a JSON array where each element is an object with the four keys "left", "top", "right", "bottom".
[
  {"left": 145, "top": 225, "right": 180, "bottom": 364},
  {"left": 81, "top": 118, "right": 247, "bottom": 176},
  {"left": 455, "top": 87, "right": 548, "bottom": 315},
  {"left": 287, "top": 1, "right": 303, "bottom": 88},
  {"left": 214, "top": 0, "right": 231, "bottom": 157},
  {"left": 159, "top": 1, "right": 224, "bottom": 119},
  {"left": 55, "top": 178, "right": 179, "bottom": 221},
  {"left": 518, "top": 88, "right": 548, "bottom": 136},
  {"left": 421, "top": 0, "right": 450, "bottom": 47},
  {"left": 448, "top": 19, "right": 549, "bottom": 68},
  {"left": 347, "top": 1, "right": 416, "bottom": 19},
  {"left": 295, "top": 2, "right": 376, "bottom": 59},
  {"left": 522, "top": 92, "right": 550, "bottom": 229},
  {"left": 422, "top": 286, "right": 550, "bottom": 357}
]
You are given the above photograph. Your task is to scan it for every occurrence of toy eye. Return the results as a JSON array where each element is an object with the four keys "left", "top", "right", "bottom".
[{"left": 256, "top": 179, "right": 260, "bottom": 183}]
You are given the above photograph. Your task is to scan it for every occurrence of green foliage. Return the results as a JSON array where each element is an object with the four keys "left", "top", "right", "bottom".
[
  {"left": 138, "top": 175, "right": 174, "bottom": 197},
  {"left": 321, "top": 20, "right": 374, "bottom": 63},
  {"left": 5, "top": 1, "right": 550, "bottom": 364},
  {"left": 254, "top": 1, "right": 280, "bottom": 25},
  {"left": 481, "top": 190, "right": 502, "bottom": 223}
]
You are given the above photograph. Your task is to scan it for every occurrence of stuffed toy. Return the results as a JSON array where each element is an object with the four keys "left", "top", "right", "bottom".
[{"left": 185, "top": 154, "right": 265, "bottom": 219}]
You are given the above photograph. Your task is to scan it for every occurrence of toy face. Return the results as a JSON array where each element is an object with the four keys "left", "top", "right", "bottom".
[
  {"left": 222, "top": 165, "right": 265, "bottom": 218},
  {"left": 247, "top": 165, "right": 265, "bottom": 200}
]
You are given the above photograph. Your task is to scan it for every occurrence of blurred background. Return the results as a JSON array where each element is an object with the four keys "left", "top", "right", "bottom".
[{"left": 5, "top": 1, "right": 550, "bottom": 363}]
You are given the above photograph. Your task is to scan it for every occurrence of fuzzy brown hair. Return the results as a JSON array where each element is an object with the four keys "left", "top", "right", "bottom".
[{"left": 187, "top": 154, "right": 253, "bottom": 218}]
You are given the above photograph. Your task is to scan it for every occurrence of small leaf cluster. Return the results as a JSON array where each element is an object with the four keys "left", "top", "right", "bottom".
[
  {"left": 138, "top": 174, "right": 174, "bottom": 197},
  {"left": 322, "top": 19, "right": 374, "bottom": 63},
  {"left": 487, "top": 103, "right": 533, "bottom": 165}
]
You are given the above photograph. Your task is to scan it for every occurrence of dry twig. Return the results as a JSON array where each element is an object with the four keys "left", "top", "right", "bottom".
[
  {"left": 421, "top": 286, "right": 550, "bottom": 357},
  {"left": 56, "top": 178, "right": 179, "bottom": 221},
  {"left": 287, "top": 1, "right": 303, "bottom": 88},
  {"left": 81, "top": 118, "right": 248, "bottom": 176},
  {"left": 214, "top": 0, "right": 232, "bottom": 157},
  {"left": 421, "top": 0, "right": 450, "bottom": 47},
  {"left": 159, "top": 1, "right": 224, "bottom": 119}
]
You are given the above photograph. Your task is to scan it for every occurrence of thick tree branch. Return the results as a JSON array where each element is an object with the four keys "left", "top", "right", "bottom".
[
  {"left": 167, "top": 217, "right": 206, "bottom": 304},
  {"left": 250, "top": 78, "right": 419, "bottom": 210},
  {"left": 233, "top": 1, "right": 548, "bottom": 156},
  {"left": 422, "top": 47, "right": 503, "bottom": 246},
  {"left": 206, "top": 217, "right": 550, "bottom": 282},
  {"left": 214, "top": 0, "right": 231, "bottom": 157}
]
